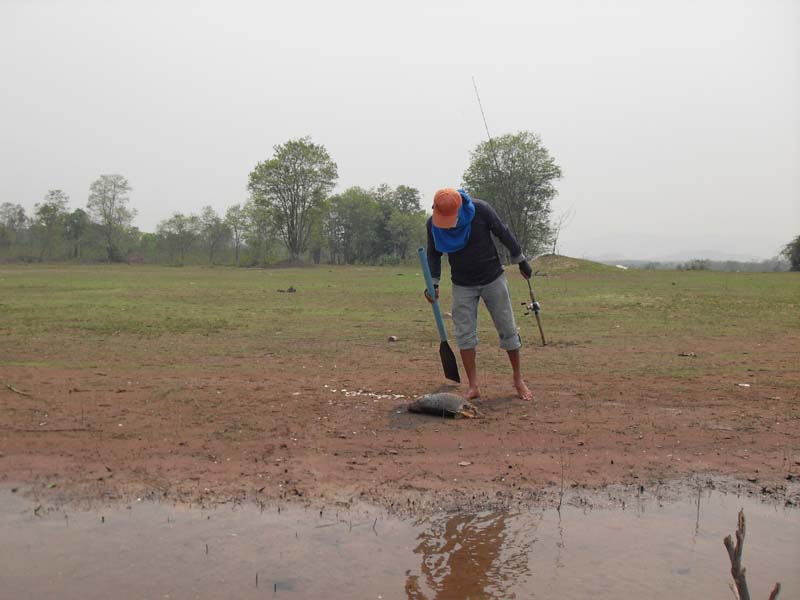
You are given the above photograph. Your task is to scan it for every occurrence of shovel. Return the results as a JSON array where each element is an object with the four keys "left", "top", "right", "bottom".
[{"left": 417, "top": 247, "right": 460, "bottom": 383}]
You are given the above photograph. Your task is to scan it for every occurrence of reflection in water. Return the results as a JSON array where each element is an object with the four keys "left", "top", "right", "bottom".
[
  {"left": 405, "top": 512, "right": 537, "bottom": 599},
  {"left": 693, "top": 486, "right": 702, "bottom": 546},
  {"left": 2, "top": 487, "right": 797, "bottom": 599},
  {"left": 553, "top": 510, "right": 566, "bottom": 570}
]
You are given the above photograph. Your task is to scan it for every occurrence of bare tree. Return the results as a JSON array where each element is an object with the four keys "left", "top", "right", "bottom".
[
  {"left": 87, "top": 174, "right": 135, "bottom": 262},
  {"left": 200, "top": 206, "right": 230, "bottom": 265},
  {"left": 549, "top": 206, "right": 575, "bottom": 255},
  {"left": 724, "top": 509, "right": 781, "bottom": 600},
  {"left": 225, "top": 204, "right": 247, "bottom": 266}
]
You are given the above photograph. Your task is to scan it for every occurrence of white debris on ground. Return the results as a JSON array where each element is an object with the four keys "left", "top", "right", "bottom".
[{"left": 322, "top": 384, "right": 406, "bottom": 400}]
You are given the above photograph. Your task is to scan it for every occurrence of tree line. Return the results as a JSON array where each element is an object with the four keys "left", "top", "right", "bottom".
[
  {"left": 611, "top": 257, "right": 793, "bottom": 272},
  {"left": 0, "top": 133, "right": 565, "bottom": 266}
]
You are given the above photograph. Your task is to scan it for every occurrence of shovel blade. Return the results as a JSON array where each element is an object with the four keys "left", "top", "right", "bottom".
[{"left": 439, "top": 341, "right": 461, "bottom": 383}]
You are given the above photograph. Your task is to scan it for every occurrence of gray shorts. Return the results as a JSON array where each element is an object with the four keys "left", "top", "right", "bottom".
[{"left": 451, "top": 273, "right": 521, "bottom": 351}]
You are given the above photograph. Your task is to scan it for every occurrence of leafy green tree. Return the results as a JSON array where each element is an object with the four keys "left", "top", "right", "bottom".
[
  {"left": 137, "top": 232, "right": 159, "bottom": 263},
  {"left": 121, "top": 227, "right": 146, "bottom": 263},
  {"left": 157, "top": 213, "right": 200, "bottom": 265},
  {"left": 782, "top": 235, "right": 800, "bottom": 271},
  {"left": 370, "top": 183, "right": 395, "bottom": 205},
  {"left": 87, "top": 174, "right": 135, "bottom": 262},
  {"left": 200, "top": 206, "right": 230, "bottom": 265},
  {"left": 64, "top": 208, "right": 91, "bottom": 260},
  {"left": 320, "top": 183, "right": 423, "bottom": 264},
  {"left": 387, "top": 209, "right": 426, "bottom": 260},
  {"left": 463, "top": 131, "right": 562, "bottom": 257},
  {"left": 394, "top": 185, "right": 422, "bottom": 213},
  {"left": 34, "top": 190, "right": 70, "bottom": 260},
  {"left": 307, "top": 198, "right": 327, "bottom": 265},
  {"left": 365, "top": 184, "right": 423, "bottom": 261},
  {"left": 224, "top": 204, "right": 247, "bottom": 266},
  {"left": 248, "top": 137, "right": 338, "bottom": 260},
  {"left": 370, "top": 184, "right": 397, "bottom": 258},
  {"left": 0, "top": 203, "right": 28, "bottom": 257},
  {"left": 386, "top": 185, "right": 424, "bottom": 261},
  {"left": 325, "top": 187, "right": 381, "bottom": 264},
  {"left": 243, "top": 200, "right": 272, "bottom": 265},
  {"left": 322, "top": 198, "right": 344, "bottom": 265}
]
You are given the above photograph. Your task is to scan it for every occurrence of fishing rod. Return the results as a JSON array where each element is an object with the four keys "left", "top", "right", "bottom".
[
  {"left": 471, "top": 76, "right": 517, "bottom": 235},
  {"left": 524, "top": 278, "right": 547, "bottom": 346},
  {"left": 471, "top": 76, "right": 547, "bottom": 346}
]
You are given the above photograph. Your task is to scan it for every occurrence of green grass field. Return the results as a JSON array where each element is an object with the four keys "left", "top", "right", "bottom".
[{"left": 1, "top": 259, "right": 798, "bottom": 383}]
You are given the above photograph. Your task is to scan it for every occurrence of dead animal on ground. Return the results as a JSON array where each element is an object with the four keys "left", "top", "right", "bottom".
[{"left": 407, "top": 393, "right": 479, "bottom": 419}]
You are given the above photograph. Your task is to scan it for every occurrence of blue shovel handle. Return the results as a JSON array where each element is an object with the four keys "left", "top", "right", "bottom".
[{"left": 417, "top": 247, "right": 449, "bottom": 342}]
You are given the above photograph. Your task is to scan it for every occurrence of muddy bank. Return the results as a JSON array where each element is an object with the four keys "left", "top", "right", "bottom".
[{"left": 2, "top": 355, "right": 798, "bottom": 511}]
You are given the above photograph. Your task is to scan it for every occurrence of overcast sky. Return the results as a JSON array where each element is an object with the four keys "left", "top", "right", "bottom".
[{"left": 2, "top": 0, "right": 798, "bottom": 260}]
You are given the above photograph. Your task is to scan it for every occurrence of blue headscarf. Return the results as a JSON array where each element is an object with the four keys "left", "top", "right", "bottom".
[{"left": 431, "top": 189, "right": 476, "bottom": 253}]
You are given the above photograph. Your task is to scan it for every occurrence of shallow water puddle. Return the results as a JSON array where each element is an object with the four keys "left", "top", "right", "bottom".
[{"left": 0, "top": 488, "right": 797, "bottom": 599}]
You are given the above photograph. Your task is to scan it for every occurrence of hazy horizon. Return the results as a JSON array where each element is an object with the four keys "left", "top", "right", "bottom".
[{"left": 2, "top": 0, "right": 798, "bottom": 260}]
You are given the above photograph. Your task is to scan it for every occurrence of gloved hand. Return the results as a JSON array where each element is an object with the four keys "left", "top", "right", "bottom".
[
  {"left": 519, "top": 260, "right": 533, "bottom": 279},
  {"left": 423, "top": 285, "right": 439, "bottom": 304}
]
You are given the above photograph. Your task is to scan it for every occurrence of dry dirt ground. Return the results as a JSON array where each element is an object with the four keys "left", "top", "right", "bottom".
[{"left": 2, "top": 335, "right": 798, "bottom": 512}]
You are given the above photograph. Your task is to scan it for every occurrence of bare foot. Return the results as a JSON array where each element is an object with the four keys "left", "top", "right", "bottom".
[
  {"left": 514, "top": 377, "right": 533, "bottom": 401},
  {"left": 466, "top": 386, "right": 481, "bottom": 400}
]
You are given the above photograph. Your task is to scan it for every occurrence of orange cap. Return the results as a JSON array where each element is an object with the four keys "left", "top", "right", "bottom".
[{"left": 432, "top": 188, "right": 462, "bottom": 229}]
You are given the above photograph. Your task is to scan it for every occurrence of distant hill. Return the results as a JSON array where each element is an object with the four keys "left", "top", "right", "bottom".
[
  {"left": 530, "top": 254, "right": 616, "bottom": 274},
  {"left": 591, "top": 249, "right": 764, "bottom": 263},
  {"left": 524, "top": 253, "right": 788, "bottom": 274},
  {"left": 595, "top": 257, "right": 789, "bottom": 272}
]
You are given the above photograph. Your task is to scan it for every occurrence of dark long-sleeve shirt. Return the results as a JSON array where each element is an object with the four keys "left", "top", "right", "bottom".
[{"left": 426, "top": 198, "right": 524, "bottom": 287}]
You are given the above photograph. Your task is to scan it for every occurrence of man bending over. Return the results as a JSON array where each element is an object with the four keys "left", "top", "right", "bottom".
[{"left": 425, "top": 187, "right": 533, "bottom": 401}]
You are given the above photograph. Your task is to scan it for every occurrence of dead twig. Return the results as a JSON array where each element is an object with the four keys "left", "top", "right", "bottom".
[
  {"left": 5, "top": 384, "right": 31, "bottom": 397},
  {"left": 724, "top": 510, "right": 750, "bottom": 600},
  {"left": 723, "top": 509, "right": 780, "bottom": 600}
]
